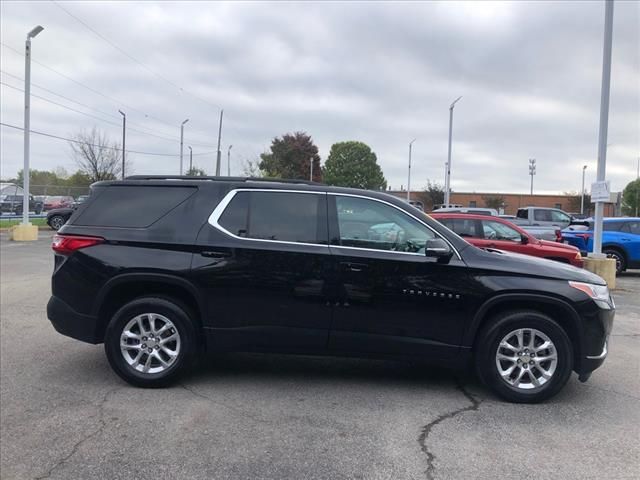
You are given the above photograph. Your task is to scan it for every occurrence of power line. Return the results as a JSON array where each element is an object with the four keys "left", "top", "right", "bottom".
[
  {"left": 1, "top": 70, "right": 220, "bottom": 148},
  {"left": 0, "top": 42, "right": 218, "bottom": 140},
  {"left": 0, "top": 122, "right": 217, "bottom": 157},
  {"left": 51, "top": 0, "right": 223, "bottom": 113}
]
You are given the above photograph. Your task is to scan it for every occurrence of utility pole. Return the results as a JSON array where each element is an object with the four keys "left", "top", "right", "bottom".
[
  {"left": 310, "top": 157, "right": 314, "bottom": 181},
  {"left": 21, "top": 25, "right": 44, "bottom": 228},
  {"left": 227, "top": 145, "right": 233, "bottom": 176},
  {"left": 592, "top": 0, "right": 614, "bottom": 257},
  {"left": 444, "top": 96, "right": 462, "bottom": 206},
  {"left": 407, "top": 139, "right": 416, "bottom": 201},
  {"left": 528, "top": 158, "right": 536, "bottom": 195},
  {"left": 188, "top": 146, "right": 193, "bottom": 172},
  {"left": 635, "top": 157, "right": 639, "bottom": 217},
  {"left": 179, "top": 118, "right": 189, "bottom": 175},
  {"left": 581, "top": 165, "right": 588, "bottom": 215},
  {"left": 215, "top": 109, "right": 224, "bottom": 176},
  {"left": 119, "top": 110, "right": 126, "bottom": 179}
]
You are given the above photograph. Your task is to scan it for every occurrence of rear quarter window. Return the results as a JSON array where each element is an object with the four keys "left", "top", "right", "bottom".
[{"left": 73, "top": 185, "right": 196, "bottom": 228}]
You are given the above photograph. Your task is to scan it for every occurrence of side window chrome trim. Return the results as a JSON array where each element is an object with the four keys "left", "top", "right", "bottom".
[
  {"left": 208, "top": 188, "right": 329, "bottom": 248},
  {"left": 328, "top": 192, "right": 461, "bottom": 260}
]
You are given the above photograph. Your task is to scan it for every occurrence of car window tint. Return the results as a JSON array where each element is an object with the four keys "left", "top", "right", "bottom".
[
  {"left": 74, "top": 186, "right": 196, "bottom": 228},
  {"left": 516, "top": 209, "right": 527, "bottom": 219},
  {"left": 335, "top": 196, "right": 435, "bottom": 253},
  {"left": 440, "top": 218, "right": 477, "bottom": 238},
  {"left": 621, "top": 222, "right": 639, "bottom": 235},
  {"left": 551, "top": 210, "right": 570, "bottom": 223},
  {"left": 482, "top": 220, "right": 521, "bottom": 242},
  {"left": 604, "top": 222, "right": 623, "bottom": 232},
  {"left": 219, "top": 191, "right": 327, "bottom": 244},
  {"left": 534, "top": 210, "right": 551, "bottom": 221}
]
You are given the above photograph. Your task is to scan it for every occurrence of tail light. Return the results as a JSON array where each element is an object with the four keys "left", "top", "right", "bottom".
[
  {"left": 555, "top": 229, "right": 562, "bottom": 242},
  {"left": 52, "top": 234, "right": 104, "bottom": 255},
  {"left": 575, "top": 233, "right": 593, "bottom": 241}
]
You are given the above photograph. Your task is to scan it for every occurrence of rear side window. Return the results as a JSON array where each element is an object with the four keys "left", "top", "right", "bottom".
[
  {"left": 217, "top": 191, "right": 327, "bottom": 244},
  {"left": 74, "top": 186, "right": 196, "bottom": 228},
  {"left": 534, "top": 210, "right": 552, "bottom": 221},
  {"left": 516, "top": 209, "right": 527, "bottom": 219},
  {"left": 440, "top": 218, "right": 479, "bottom": 238}
]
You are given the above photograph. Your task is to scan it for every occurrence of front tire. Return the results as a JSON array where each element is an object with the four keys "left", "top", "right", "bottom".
[
  {"left": 48, "top": 215, "right": 65, "bottom": 231},
  {"left": 105, "top": 297, "right": 196, "bottom": 387},
  {"left": 476, "top": 311, "right": 573, "bottom": 403}
]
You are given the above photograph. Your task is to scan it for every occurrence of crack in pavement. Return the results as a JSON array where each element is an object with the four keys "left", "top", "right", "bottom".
[
  {"left": 33, "top": 387, "right": 120, "bottom": 480},
  {"left": 180, "top": 383, "right": 273, "bottom": 425},
  {"left": 418, "top": 382, "right": 482, "bottom": 480}
]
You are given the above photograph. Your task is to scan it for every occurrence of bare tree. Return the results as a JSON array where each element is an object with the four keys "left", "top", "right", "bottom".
[{"left": 69, "top": 127, "right": 130, "bottom": 182}]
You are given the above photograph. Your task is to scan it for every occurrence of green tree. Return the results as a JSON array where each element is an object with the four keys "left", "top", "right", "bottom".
[
  {"left": 185, "top": 167, "right": 207, "bottom": 176},
  {"left": 482, "top": 195, "right": 506, "bottom": 210},
  {"left": 259, "top": 132, "right": 322, "bottom": 181},
  {"left": 323, "top": 141, "right": 386, "bottom": 190},
  {"left": 621, "top": 178, "right": 640, "bottom": 216},
  {"left": 417, "top": 180, "right": 445, "bottom": 211}
]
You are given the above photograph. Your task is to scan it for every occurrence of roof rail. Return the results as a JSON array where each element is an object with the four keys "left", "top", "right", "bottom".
[{"left": 124, "top": 175, "right": 323, "bottom": 186}]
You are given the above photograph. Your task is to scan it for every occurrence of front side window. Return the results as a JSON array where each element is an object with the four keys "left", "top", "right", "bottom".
[
  {"left": 551, "top": 210, "right": 570, "bottom": 223},
  {"left": 481, "top": 220, "right": 522, "bottom": 242},
  {"left": 334, "top": 196, "right": 435, "bottom": 253},
  {"left": 218, "top": 191, "right": 327, "bottom": 244}
]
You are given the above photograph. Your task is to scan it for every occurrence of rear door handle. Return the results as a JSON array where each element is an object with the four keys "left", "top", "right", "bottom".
[
  {"left": 201, "top": 251, "right": 231, "bottom": 258},
  {"left": 340, "top": 262, "right": 368, "bottom": 272}
]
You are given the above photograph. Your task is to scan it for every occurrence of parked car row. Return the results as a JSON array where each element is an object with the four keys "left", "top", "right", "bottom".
[
  {"left": 562, "top": 218, "right": 640, "bottom": 274},
  {"left": 46, "top": 195, "right": 90, "bottom": 230},
  {"left": 0, "top": 194, "right": 43, "bottom": 215}
]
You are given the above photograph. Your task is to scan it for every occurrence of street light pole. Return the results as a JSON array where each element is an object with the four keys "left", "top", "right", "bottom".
[
  {"left": 407, "top": 139, "right": 416, "bottom": 202},
  {"left": 215, "top": 110, "right": 224, "bottom": 176},
  {"left": 22, "top": 25, "right": 44, "bottom": 226},
  {"left": 581, "top": 165, "right": 588, "bottom": 215},
  {"left": 188, "top": 146, "right": 193, "bottom": 172},
  {"left": 592, "top": 0, "right": 614, "bottom": 257},
  {"left": 118, "top": 110, "right": 126, "bottom": 180},
  {"left": 227, "top": 145, "right": 233, "bottom": 176},
  {"left": 179, "top": 118, "right": 189, "bottom": 175},
  {"left": 444, "top": 96, "right": 462, "bottom": 206},
  {"left": 529, "top": 158, "right": 536, "bottom": 195}
]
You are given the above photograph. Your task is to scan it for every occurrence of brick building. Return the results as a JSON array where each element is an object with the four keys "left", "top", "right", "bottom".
[{"left": 389, "top": 191, "right": 618, "bottom": 216}]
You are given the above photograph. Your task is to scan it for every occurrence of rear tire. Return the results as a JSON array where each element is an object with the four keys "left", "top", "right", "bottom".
[
  {"left": 603, "top": 248, "right": 625, "bottom": 274},
  {"left": 476, "top": 310, "right": 573, "bottom": 403},
  {"left": 105, "top": 297, "right": 197, "bottom": 388}
]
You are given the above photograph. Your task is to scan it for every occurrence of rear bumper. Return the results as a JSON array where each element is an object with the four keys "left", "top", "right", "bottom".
[{"left": 47, "top": 295, "right": 102, "bottom": 344}]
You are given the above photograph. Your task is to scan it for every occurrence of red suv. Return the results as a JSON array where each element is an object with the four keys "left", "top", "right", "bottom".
[{"left": 431, "top": 213, "right": 584, "bottom": 268}]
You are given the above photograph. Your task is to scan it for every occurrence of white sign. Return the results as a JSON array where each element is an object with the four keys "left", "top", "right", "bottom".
[{"left": 591, "top": 181, "right": 611, "bottom": 203}]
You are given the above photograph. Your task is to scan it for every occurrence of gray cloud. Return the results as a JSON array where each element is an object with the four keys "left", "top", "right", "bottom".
[{"left": 1, "top": 0, "right": 638, "bottom": 194}]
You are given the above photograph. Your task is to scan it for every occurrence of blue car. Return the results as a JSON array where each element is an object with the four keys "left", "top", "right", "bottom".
[{"left": 562, "top": 218, "right": 640, "bottom": 273}]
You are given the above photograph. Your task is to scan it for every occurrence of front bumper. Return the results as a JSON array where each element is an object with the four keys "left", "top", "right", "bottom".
[
  {"left": 577, "top": 302, "right": 614, "bottom": 378},
  {"left": 47, "top": 295, "right": 102, "bottom": 344}
]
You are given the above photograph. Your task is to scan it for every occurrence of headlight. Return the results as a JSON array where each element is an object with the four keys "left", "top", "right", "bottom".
[{"left": 569, "top": 281, "right": 612, "bottom": 309}]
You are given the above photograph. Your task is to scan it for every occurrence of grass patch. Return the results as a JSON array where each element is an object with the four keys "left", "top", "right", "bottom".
[{"left": 0, "top": 218, "right": 49, "bottom": 229}]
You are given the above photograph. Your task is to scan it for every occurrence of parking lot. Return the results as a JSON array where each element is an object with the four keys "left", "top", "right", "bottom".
[{"left": 0, "top": 231, "right": 638, "bottom": 480}]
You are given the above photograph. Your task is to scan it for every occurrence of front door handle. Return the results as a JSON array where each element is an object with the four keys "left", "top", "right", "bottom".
[
  {"left": 340, "top": 262, "right": 369, "bottom": 272},
  {"left": 201, "top": 251, "right": 231, "bottom": 258}
]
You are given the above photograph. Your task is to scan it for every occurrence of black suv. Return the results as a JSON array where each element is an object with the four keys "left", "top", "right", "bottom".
[{"left": 47, "top": 176, "right": 614, "bottom": 403}]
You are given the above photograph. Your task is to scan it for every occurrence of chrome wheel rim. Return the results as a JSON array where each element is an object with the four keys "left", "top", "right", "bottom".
[
  {"left": 495, "top": 328, "right": 557, "bottom": 390},
  {"left": 120, "top": 313, "right": 181, "bottom": 374},
  {"left": 51, "top": 217, "right": 64, "bottom": 230}
]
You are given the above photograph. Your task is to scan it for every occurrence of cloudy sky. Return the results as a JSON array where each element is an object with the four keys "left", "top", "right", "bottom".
[{"left": 1, "top": 0, "right": 638, "bottom": 194}]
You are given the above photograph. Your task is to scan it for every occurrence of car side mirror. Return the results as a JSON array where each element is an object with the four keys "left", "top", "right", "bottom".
[
  {"left": 521, "top": 234, "right": 529, "bottom": 245},
  {"left": 425, "top": 238, "right": 453, "bottom": 263}
]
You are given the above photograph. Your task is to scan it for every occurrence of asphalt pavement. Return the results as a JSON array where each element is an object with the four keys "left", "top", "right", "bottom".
[{"left": 1, "top": 231, "right": 638, "bottom": 480}]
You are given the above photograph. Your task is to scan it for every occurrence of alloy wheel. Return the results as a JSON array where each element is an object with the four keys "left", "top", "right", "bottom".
[
  {"left": 120, "top": 313, "right": 181, "bottom": 374},
  {"left": 495, "top": 328, "right": 557, "bottom": 390}
]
